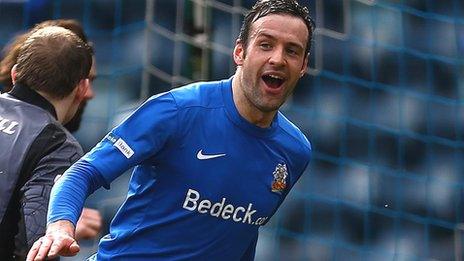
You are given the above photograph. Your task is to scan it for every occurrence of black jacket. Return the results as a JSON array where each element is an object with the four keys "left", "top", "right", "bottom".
[{"left": 0, "top": 84, "right": 83, "bottom": 260}]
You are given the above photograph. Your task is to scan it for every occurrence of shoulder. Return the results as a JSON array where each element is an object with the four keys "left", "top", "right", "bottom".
[
  {"left": 1, "top": 94, "right": 57, "bottom": 124},
  {"left": 276, "top": 112, "right": 311, "bottom": 157},
  {"left": 17, "top": 122, "right": 82, "bottom": 186},
  {"left": 35, "top": 123, "right": 83, "bottom": 160},
  {"left": 168, "top": 80, "right": 225, "bottom": 110},
  {"left": 0, "top": 94, "right": 66, "bottom": 147},
  {"left": 25, "top": 124, "right": 82, "bottom": 190},
  {"left": 139, "top": 79, "right": 227, "bottom": 114}
]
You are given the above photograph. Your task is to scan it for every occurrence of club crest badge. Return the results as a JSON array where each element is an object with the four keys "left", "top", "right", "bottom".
[{"left": 271, "top": 163, "right": 288, "bottom": 194}]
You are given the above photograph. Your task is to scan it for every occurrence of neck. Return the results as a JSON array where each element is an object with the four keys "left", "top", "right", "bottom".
[
  {"left": 232, "top": 71, "right": 277, "bottom": 128},
  {"left": 37, "top": 90, "right": 75, "bottom": 124}
]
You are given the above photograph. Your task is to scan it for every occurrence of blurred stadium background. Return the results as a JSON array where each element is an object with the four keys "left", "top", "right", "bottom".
[{"left": 1, "top": 0, "right": 464, "bottom": 260}]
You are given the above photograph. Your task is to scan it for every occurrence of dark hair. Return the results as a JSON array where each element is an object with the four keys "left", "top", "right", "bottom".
[
  {"left": 0, "top": 19, "right": 92, "bottom": 92},
  {"left": 238, "top": 0, "right": 315, "bottom": 56},
  {"left": 15, "top": 26, "right": 93, "bottom": 98}
]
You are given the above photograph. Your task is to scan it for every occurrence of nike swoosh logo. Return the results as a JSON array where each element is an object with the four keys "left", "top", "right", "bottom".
[{"left": 197, "top": 149, "right": 226, "bottom": 160}]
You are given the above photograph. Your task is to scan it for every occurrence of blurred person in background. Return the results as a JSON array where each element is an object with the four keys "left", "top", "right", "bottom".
[
  {"left": 0, "top": 26, "right": 93, "bottom": 260},
  {"left": 0, "top": 19, "right": 102, "bottom": 244},
  {"left": 1, "top": 19, "right": 97, "bottom": 133},
  {"left": 27, "top": 0, "right": 314, "bottom": 260}
]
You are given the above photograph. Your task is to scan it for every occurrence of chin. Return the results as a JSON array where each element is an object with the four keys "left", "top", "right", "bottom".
[{"left": 256, "top": 102, "right": 281, "bottom": 113}]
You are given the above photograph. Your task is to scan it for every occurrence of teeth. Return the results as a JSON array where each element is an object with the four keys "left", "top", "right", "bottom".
[{"left": 268, "top": 74, "right": 283, "bottom": 80}]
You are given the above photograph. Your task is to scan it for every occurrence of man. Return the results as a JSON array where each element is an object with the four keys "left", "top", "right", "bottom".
[
  {"left": 0, "top": 19, "right": 97, "bottom": 132},
  {"left": 0, "top": 19, "right": 102, "bottom": 242},
  {"left": 0, "top": 26, "right": 93, "bottom": 260},
  {"left": 28, "top": 0, "right": 314, "bottom": 260}
]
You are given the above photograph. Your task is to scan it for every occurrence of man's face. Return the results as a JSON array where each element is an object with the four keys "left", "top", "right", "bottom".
[
  {"left": 64, "top": 58, "right": 96, "bottom": 132},
  {"left": 234, "top": 14, "right": 308, "bottom": 113}
]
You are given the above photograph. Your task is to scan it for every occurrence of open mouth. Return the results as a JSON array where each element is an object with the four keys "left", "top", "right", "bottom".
[{"left": 262, "top": 74, "right": 285, "bottom": 89}]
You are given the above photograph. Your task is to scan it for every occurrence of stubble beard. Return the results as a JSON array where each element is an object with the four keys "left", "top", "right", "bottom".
[
  {"left": 245, "top": 78, "right": 288, "bottom": 113},
  {"left": 64, "top": 101, "right": 87, "bottom": 133}
]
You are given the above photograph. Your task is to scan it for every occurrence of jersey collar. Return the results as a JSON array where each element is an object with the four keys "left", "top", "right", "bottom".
[
  {"left": 9, "top": 84, "right": 58, "bottom": 120},
  {"left": 221, "top": 76, "right": 279, "bottom": 138}
]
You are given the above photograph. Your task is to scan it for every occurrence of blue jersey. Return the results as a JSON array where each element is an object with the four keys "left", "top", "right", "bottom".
[{"left": 49, "top": 77, "right": 311, "bottom": 260}]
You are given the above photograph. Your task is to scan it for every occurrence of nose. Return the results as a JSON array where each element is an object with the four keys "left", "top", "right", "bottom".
[{"left": 268, "top": 47, "right": 285, "bottom": 67}]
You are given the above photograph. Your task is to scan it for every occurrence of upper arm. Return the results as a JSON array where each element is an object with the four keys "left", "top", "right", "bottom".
[{"left": 82, "top": 92, "right": 179, "bottom": 184}]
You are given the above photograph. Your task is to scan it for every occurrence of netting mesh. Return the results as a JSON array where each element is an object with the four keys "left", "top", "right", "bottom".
[
  {"left": 144, "top": 1, "right": 464, "bottom": 260},
  {"left": 0, "top": 0, "right": 463, "bottom": 260}
]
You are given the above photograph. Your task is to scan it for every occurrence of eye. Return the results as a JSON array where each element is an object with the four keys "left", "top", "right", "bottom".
[
  {"left": 260, "top": 42, "right": 272, "bottom": 50},
  {"left": 286, "top": 48, "right": 298, "bottom": 56}
]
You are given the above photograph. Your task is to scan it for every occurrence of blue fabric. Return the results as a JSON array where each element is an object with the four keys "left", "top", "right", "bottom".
[
  {"left": 48, "top": 160, "right": 105, "bottom": 226},
  {"left": 48, "top": 77, "right": 311, "bottom": 260}
]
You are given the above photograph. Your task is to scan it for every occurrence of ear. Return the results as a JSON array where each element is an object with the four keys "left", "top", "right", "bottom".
[
  {"left": 233, "top": 39, "right": 245, "bottom": 66},
  {"left": 300, "top": 54, "right": 309, "bottom": 77},
  {"left": 10, "top": 64, "right": 18, "bottom": 84},
  {"left": 74, "top": 78, "right": 90, "bottom": 102}
]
